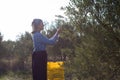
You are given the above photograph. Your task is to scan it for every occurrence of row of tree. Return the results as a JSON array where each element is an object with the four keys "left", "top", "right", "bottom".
[{"left": 0, "top": 32, "right": 32, "bottom": 75}]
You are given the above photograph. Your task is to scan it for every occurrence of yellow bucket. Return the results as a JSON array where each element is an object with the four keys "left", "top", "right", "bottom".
[{"left": 47, "top": 61, "right": 64, "bottom": 80}]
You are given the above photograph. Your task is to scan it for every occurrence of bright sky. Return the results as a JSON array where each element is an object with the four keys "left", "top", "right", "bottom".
[{"left": 0, "top": 0, "right": 69, "bottom": 41}]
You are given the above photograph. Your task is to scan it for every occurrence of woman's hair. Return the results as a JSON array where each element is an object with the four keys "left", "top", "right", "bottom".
[{"left": 31, "top": 19, "right": 43, "bottom": 33}]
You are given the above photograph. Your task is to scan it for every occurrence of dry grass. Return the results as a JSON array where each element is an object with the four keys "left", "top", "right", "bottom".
[
  {"left": 0, "top": 71, "right": 32, "bottom": 80},
  {"left": 0, "top": 61, "right": 65, "bottom": 80}
]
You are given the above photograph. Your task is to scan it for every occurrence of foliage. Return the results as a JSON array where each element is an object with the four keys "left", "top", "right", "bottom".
[
  {"left": 59, "top": 0, "right": 120, "bottom": 80},
  {"left": 0, "top": 32, "right": 32, "bottom": 74}
]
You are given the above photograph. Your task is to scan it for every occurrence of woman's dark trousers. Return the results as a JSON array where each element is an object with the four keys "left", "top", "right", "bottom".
[{"left": 32, "top": 51, "right": 47, "bottom": 80}]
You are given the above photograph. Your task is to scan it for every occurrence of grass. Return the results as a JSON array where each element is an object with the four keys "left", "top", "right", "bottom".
[
  {"left": 0, "top": 61, "right": 65, "bottom": 80},
  {"left": 0, "top": 71, "right": 32, "bottom": 80}
]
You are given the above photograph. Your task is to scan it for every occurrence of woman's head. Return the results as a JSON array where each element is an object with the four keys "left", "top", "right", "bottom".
[{"left": 31, "top": 19, "right": 44, "bottom": 33}]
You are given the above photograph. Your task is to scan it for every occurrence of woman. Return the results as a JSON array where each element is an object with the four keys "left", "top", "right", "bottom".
[{"left": 31, "top": 19, "right": 61, "bottom": 80}]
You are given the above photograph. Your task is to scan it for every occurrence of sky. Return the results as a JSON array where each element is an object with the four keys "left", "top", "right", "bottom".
[{"left": 0, "top": 0, "right": 69, "bottom": 41}]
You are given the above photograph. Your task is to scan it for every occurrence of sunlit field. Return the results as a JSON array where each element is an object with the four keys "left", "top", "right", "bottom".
[{"left": 0, "top": 62, "right": 64, "bottom": 80}]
